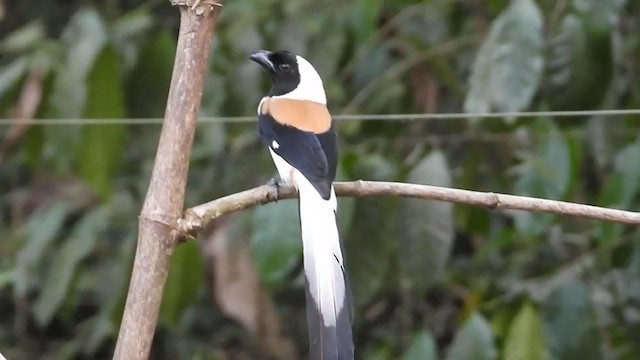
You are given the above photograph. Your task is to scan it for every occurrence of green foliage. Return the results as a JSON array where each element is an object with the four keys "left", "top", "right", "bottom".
[
  {"left": 464, "top": 0, "right": 544, "bottom": 116},
  {"left": 447, "top": 313, "right": 497, "bottom": 360},
  {"left": 251, "top": 201, "right": 302, "bottom": 287},
  {"left": 543, "top": 281, "right": 601, "bottom": 360},
  {"left": 514, "top": 119, "right": 572, "bottom": 236},
  {"left": 46, "top": 7, "right": 107, "bottom": 119},
  {"left": 600, "top": 136, "right": 640, "bottom": 208},
  {"left": 503, "top": 304, "right": 549, "bottom": 360},
  {"left": 346, "top": 154, "right": 398, "bottom": 306},
  {"left": 597, "top": 137, "right": 640, "bottom": 241},
  {"left": 573, "top": 0, "right": 627, "bottom": 33},
  {"left": 161, "top": 241, "right": 204, "bottom": 326},
  {"left": 403, "top": 331, "right": 438, "bottom": 360},
  {"left": 77, "top": 46, "right": 127, "bottom": 199},
  {"left": 127, "top": 30, "right": 175, "bottom": 117},
  {"left": 14, "top": 202, "right": 70, "bottom": 299},
  {"left": 2, "top": 0, "right": 640, "bottom": 358},
  {"left": 545, "top": 7, "right": 614, "bottom": 111},
  {"left": 32, "top": 206, "right": 109, "bottom": 327},
  {"left": 0, "top": 57, "right": 28, "bottom": 99},
  {"left": 398, "top": 150, "right": 454, "bottom": 292},
  {"left": 0, "top": 21, "right": 46, "bottom": 53}
]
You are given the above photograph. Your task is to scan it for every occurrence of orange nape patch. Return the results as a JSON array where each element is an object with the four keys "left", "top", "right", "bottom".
[{"left": 260, "top": 98, "right": 332, "bottom": 133}]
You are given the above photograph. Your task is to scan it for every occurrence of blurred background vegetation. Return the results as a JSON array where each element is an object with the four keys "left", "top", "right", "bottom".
[{"left": 1, "top": 0, "right": 640, "bottom": 359}]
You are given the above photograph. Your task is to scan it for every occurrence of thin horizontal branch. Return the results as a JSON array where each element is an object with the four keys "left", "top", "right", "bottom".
[{"left": 178, "top": 180, "right": 640, "bottom": 237}]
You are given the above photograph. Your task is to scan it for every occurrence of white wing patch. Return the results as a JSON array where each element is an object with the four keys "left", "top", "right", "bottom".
[{"left": 271, "top": 140, "right": 280, "bottom": 149}]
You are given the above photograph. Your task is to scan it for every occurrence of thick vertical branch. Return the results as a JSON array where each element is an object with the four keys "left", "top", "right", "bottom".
[{"left": 113, "top": 2, "right": 222, "bottom": 359}]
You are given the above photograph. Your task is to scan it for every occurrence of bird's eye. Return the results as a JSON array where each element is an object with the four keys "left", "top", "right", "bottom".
[{"left": 279, "top": 63, "right": 291, "bottom": 71}]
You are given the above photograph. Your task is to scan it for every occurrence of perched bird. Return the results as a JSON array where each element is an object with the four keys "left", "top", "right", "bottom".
[{"left": 250, "top": 49, "right": 354, "bottom": 360}]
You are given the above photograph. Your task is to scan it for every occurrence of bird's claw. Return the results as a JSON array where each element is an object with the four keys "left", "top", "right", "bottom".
[{"left": 268, "top": 178, "right": 282, "bottom": 201}]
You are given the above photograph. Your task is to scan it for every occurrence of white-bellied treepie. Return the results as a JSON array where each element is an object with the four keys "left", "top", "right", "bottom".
[{"left": 250, "top": 49, "right": 354, "bottom": 360}]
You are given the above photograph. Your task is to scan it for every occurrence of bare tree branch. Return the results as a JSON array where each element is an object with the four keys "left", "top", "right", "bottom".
[
  {"left": 113, "top": 2, "right": 223, "bottom": 359},
  {"left": 179, "top": 180, "right": 640, "bottom": 237}
]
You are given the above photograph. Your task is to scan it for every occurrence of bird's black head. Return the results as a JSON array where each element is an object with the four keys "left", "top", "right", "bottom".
[
  {"left": 250, "top": 49, "right": 326, "bottom": 104},
  {"left": 250, "top": 50, "right": 300, "bottom": 96}
]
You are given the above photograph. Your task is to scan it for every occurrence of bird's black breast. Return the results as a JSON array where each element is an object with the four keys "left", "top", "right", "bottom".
[{"left": 258, "top": 113, "right": 335, "bottom": 199}]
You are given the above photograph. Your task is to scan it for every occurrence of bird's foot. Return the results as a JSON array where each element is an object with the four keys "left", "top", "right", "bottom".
[
  {"left": 191, "top": 0, "right": 223, "bottom": 10},
  {"left": 268, "top": 178, "right": 281, "bottom": 201},
  {"left": 267, "top": 177, "right": 289, "bottom": 201}
]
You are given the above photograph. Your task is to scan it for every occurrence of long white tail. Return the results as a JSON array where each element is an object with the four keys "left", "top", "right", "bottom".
[{"left": 296, "top": 175, "right": 353, "bottom": 360}]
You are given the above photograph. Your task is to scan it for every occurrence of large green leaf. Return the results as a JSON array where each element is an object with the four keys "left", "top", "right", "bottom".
[
  {"left": 544, "top": 0, "right": 624, "bottom": 110},
  {"left": 515, "top": 120, "right": 571, "bottom": 200},
  {"left": 33, "top": 207, "right": 107, "bottom": 327},
  {"left": 126, "top": 30, "right": 175, "bottom": 118},
  {"left": 545, "top": 14, "right": 612, "bottom": 110},
  {"left": 70, "top": 197, "right": 138, "bottom": 355},
  {"left": 572, "top": 0, "right": 627, "bottom": 33},
  {"left": 109, "top": 6, "right": 154, "bottom": 70},
  {"left": 597, "top": 136, "right": 640, "bottom": 242},
  {"left": 0, "top": 21, "right": 46, "bottom": 53},
  {"left": 77, "top": 46, "right": 127, "bottom": 199},
  {"left": 464, "top": 0, "right": 544, "bottom": 117},
  {"left": 160, "top": 241, "right": 204, "bottom": 326},
  {"left": 250, "top": 201, "right": 302, "bottom": 287},
  {"left": 403, "top": 330, "right": 438, "bottom": 360},
  {"left": 46, "top": 7, "right": 107, "bottom": 118},
  {"left": 600, "top": 136, "right": 640, "bottom": 208},
  {"left": 503, "top": 303, "right": 549, "bottom": 360},
  {"left": 0, "top": 58, "right": 27, "bottom": 114},
  {"left": 543, "top": 281, "right": 601, "bottom": 360},
  {"left": 82, "top": 232, "right": 136, "bottom": 356},
  {"left": 0, "top": 57, "right": 27, "bottom": 100},
  {"left": 14, "top": 202, "right": 69, "bottom": 299},
  {"left": 398, "top": 150, "right": 454, "bottom": 292},
  {"left": 447, "top": 313, "right": 497, "bottom": 360},
  {"left": 42, "top": 8, "right": 107, "bottom": 172}
]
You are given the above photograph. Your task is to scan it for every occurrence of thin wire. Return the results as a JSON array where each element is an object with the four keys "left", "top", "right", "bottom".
[{"left": 0, "top": 109, "right": 638, "bottom": 126}]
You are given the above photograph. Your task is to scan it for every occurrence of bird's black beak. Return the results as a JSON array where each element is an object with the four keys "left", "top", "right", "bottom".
[{"left": 249, "top": 50, "right": 275, "bottom": 73}]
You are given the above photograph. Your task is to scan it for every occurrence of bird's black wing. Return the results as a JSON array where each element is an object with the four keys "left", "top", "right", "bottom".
[
  {"left": 258, "top": 113, "right": 332, "bottom": 199},
  {"left": 316, "top": 123, "right": 338, "bottom": 183}
]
